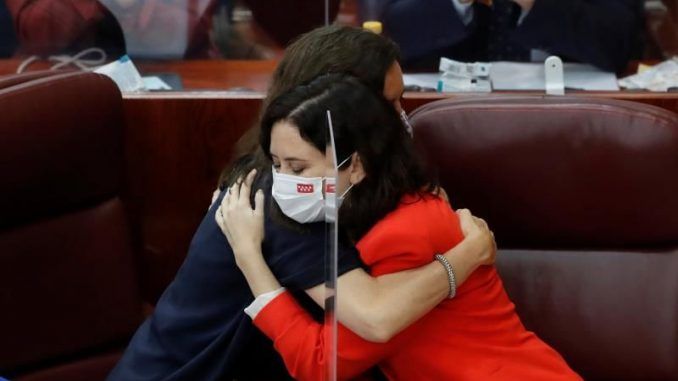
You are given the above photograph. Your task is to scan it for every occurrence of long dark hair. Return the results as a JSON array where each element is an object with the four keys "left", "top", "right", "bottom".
[
  {"left": 261, "top": 74, "right": 434, "bottom": 241},
  {"left": 219, "top": 25, "right": 400, "bottom": 189}
]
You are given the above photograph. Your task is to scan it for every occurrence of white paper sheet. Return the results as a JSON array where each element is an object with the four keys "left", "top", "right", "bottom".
[
  {"left": 490, "top": 62, "right": 619, "bottom": 91},
  {"left": 403, "top": 62, "right": 619, "bottom": 91},
  {"left": 405, "top": 62, "right": 619, "bottom": 92},
  {"left": 618, "top": 58, "right": 678, "bottom": 92},
  {"left": 142, "top": 76, "right": 172, "bottom": 91}
]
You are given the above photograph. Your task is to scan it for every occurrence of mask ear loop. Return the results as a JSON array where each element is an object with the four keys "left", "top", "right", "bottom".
[
  {"left": 400, "top": 110, "right": 414, "bottom": 136},
  {"left": 339, "top": 183, "right": 355, "bottom": 199},
  {"left": 330, "top": 153, "right": 356, "bottom": 199},
  {"left": 337, "top": 153, "right": 353, "bottom": 170}
]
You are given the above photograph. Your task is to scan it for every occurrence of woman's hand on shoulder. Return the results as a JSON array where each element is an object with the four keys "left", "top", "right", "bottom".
[
  {"left": 215, "top": 169, "right": 266, "bottom": 265},
  {"left": 432, "top": 186, "right": 450, "bottom": 204},
  {"left": 456, "top": 208, "right": 496, "bottom": 266}
]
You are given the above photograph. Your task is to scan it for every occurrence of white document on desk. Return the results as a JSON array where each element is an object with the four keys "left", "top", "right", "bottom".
[{"left": 490, "top": 62, "right": 619, "bottom": 91}]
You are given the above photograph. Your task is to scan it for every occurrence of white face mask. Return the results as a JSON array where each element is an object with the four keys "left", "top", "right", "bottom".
[
  {"left": 272, "top": 155, "right": 354, "bottom": 224},
  {"left": 272, "top": 168, "right": 325, "bottom": 223},
  {"left": 400, "top": 110, "right": 414, "bottom": 137},
  {"left": 324, "top": 177, "right": 354, "bottom": 223}
]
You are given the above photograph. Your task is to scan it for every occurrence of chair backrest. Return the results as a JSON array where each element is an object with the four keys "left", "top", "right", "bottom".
[
  {"left": 0, "top": 71, "right": 142, "bottom": 378},
  {"left": 0, "top": 70, "right": 67, "bottom": 91},
  {"left": 410, "top": 95, "right": 678, "bottom": 381}
]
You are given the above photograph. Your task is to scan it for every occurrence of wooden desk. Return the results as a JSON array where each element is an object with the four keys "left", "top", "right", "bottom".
[
  {"left": 0, "top": 59, "right": 277, "bottom": 92},
  {"left": 3, "top": 59, "right": 677, "bottom": 302},
  {"left": 138, "top": 60, "right": 277, "bottom": 91},
  {"left": 2, "top": 58, "right": 677, "bottom": 111}
]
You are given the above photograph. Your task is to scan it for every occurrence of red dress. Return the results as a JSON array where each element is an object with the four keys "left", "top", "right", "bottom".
[{"left": 254, "top": 194, "right": 582, "bottom": 381}]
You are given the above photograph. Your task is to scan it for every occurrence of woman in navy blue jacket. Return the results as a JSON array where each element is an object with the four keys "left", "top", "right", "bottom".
[{"left": 107, "top": 25, "right": 496, "bottom": 381}]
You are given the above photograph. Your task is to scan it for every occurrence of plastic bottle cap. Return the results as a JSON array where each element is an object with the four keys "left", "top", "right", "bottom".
[{"left": 363, "top": 21, "right": 383, "bottom": 34}]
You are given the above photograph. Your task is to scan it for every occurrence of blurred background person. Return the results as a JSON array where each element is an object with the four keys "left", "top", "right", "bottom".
[
  {"left": 0, "top": 0, "right": 17, "bottom": 57},
  {"left": 369, "top": 0, "right": 645, "bottom": 72},
  {"left": 4, "top": 0, "right": 340, "bottom": 60},
  {"left": 5, "top": 0, "right": 126, "bottom": 57},
  {"left": 244, "top": 0, "right": 340, "bottom": 46},
  {"left": 99, "top": 0, "right": 217, "bottom": 59}
]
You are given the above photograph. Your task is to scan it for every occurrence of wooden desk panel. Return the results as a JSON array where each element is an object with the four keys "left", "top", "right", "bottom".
[
  {"left": 122, "top": 95, "right": 262, "bottom": 301},
  {"left": 138, "top": 60, "right": 277, "bottom": 91},
  {"left": 0, "top": 59, "right": 277, "bottom": 92}
]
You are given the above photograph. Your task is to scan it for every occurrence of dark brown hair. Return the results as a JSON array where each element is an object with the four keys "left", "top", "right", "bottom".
[
  {"left": 261, "top": 74, "right": 433, "bottom": 241},
  {"left": 219, "top": 25, "right": 400, "bottom": 189}
]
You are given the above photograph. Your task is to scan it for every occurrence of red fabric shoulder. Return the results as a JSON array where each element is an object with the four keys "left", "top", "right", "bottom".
[{"left": 356, "top": 194, "right": 464, "bottom": 276}]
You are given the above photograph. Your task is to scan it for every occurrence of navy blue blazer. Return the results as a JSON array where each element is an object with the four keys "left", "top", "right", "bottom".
[
  {"left": 107, "top": 186, "right": 362, "bottom": 381},
  {"left": 0, "top": 1, "right": 17, "bottom": 58},
  {"left": 380, "top": 0, "right": 643, "bottom": 72}
]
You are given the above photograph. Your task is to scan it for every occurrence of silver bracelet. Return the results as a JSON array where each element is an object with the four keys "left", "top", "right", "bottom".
[{"left": 434, "top": 254, "right": 457, "bottom": 299}]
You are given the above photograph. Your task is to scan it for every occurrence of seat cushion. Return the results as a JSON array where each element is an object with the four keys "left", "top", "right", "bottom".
[
  {"left": 0, "top": 198, "right": 142, "bottom": 372},
  {"left": 497, "top": 248, "right": 678, "bottom": 381},
  {"left": 15, "top": 351, "right": 122, "bottom": 381}
]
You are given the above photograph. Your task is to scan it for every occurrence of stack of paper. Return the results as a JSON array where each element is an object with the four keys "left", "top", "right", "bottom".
[
  {"left": 618, "top": 58, "right": 678, "bottom": 92},
  {"left": 404, "top": 62, "right": 620, "bottom": 92},
  {"left": 489, "top": 62, "right": 619, "bottom": 91}
]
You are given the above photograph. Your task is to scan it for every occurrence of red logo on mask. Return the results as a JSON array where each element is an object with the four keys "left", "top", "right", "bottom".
[
  {"left": 325, "top": 183, "right": 336, "bottom": 193},
  {"left": 297, "top": 184, "right": 314, "bottom": 193}
]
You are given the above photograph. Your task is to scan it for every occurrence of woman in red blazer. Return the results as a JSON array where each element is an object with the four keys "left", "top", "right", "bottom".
[{"left": 217, "top": 74, "right": 582, "bottom": 381}]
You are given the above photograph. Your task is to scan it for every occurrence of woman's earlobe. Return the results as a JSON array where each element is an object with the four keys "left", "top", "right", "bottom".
[{"left": 350, "top": 153, "right": 367, "bottom": 184}]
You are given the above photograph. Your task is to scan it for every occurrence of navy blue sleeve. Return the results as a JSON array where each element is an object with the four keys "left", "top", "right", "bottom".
[
  {"left": 107, "top": 188, "right": 362, "bottom": 381},
  {"left": 265, "top": 218, "right": 364, "bottom": 290},
  {"left": 107, "top": 193, "right": 292, "bottom": 381},
  {"left": 0, "top": 1, "right": 17, "bottom": 58},
  {"left": 513, "top": 0, "right": 643, "bottom": 72}
]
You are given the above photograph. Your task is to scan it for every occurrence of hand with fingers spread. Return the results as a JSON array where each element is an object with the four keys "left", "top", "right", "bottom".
[
  {"left": 215, "top": 169, "right": 282, "bottom": 297},
  {"left": 456, "top": 208, "right": 497, "bottom": 266},
  {"left": 215, "top": 169, "right": 266, "bottom": 265},
  {"left": 433, "top": 186, "right": 450, "bottom": 204}
]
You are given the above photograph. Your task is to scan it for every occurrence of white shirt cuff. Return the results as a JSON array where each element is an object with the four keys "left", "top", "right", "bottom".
[
  {"left": 517, "top": 8, "right": 531, "bottom": 25},
  {"left": 244, "top": 287, "right": 287, "bottom": 319},
  {"left": 451, "top": 0, "right": 474, "bottom": 25}
]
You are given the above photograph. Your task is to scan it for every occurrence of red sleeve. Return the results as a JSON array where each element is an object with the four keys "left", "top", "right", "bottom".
[
  {"left": 253, "top": 292, "right": 410, "bottom": 381},
  {"left": 6, "top": 0, "right": 104, "bottom": 55}
]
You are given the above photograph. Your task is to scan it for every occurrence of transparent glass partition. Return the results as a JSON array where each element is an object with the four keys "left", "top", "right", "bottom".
[{"left": 324, "top": 110, "right": 339, "bottom": 381}]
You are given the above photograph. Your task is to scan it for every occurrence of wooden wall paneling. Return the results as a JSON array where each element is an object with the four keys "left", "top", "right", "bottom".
[{"left": 121, "top": 94, "right": 264, "bottom": 302}]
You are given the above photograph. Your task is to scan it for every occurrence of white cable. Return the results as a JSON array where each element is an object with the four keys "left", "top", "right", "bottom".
[
  {"left": 50, "top": 47, "right": 107, "bottom": 71},
  {"left": 16, "top": 55, "right": 38, "bottom": 74},
  {"left": 16, "top": 47, "right": 108, "bottom": 74}
]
